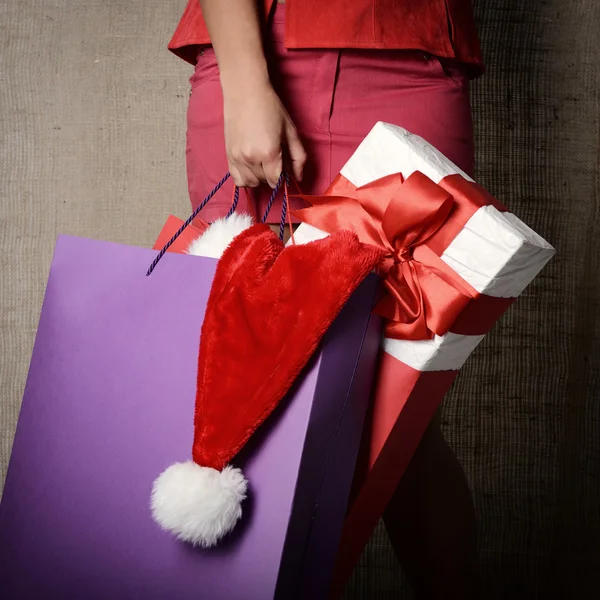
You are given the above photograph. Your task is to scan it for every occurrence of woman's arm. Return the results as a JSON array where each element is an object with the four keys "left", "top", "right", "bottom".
[{"left": 200, "top": 0, "right": 306, "bottom": 188}]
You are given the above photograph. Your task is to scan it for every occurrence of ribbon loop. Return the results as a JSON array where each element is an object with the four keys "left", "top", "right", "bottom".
[{"left": 294, "top": 171, "right": 480, "bottom": 340}]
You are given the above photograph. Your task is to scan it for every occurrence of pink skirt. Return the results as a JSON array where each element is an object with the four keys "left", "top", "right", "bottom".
[{"left": 186, "top": 5, "right": 474, "bottom": 224}]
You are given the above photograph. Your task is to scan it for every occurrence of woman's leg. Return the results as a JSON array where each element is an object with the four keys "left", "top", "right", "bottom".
[{"left": 383, "top": 415, "right": 480, "bottom": 599}]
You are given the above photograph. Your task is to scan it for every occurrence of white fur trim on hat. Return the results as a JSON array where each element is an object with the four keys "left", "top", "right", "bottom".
[
  {"left": 187, "top": 213, "right": 254, "bottom": 259},
  {"left": 151, "top": 462, "right": 248, "bottom": 548}
]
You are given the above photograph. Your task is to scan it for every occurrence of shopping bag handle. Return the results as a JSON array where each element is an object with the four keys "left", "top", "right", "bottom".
[
  {"left": 147, "top": 172, "right": 294, "bottom": 276},
  {"left": 260, "top": 172, "right": 295, "bottom": 245}
]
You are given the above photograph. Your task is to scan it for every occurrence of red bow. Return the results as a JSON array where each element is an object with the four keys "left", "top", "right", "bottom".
[{"left": 294, "top": 172, "right": 480, "bottom": 340}]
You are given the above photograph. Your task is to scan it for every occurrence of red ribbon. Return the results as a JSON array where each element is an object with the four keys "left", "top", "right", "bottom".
[{"left": 294, "top": 171, "right": 507, "bottom": 340}]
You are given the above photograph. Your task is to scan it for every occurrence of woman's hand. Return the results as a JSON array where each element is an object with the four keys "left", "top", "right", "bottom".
[{"left": 222, "top": 79, "right": 307, "bottom": 189}]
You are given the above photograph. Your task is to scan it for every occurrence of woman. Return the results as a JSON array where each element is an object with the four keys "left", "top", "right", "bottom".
[{"left": 170, "top": 1, "right": 482, "bottom": 597}]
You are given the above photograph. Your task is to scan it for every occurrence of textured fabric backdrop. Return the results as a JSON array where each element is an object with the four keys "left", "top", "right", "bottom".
[{"left": 1, "top": 1, "right": 599, "bottom": 598}]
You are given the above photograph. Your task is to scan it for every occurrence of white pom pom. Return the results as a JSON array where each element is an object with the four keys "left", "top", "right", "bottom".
[
  {"left": 187, "top": 213, "right": 254, "bottom": 259},
  {"left": 151, "top": 462, "right": 247, "bottom": 548}
]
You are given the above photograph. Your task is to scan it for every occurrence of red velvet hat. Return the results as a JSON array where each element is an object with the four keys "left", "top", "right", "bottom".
[{"left": 150, "top": 215, "right": 381, "bottom": 547}]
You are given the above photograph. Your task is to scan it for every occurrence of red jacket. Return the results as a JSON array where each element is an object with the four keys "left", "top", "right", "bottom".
[{"left": 169, "top": 0, "right": 483, "bottom": 74}]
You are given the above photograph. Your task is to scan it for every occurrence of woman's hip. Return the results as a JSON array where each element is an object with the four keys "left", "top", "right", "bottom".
[{"left": 186, "top": 46, "right": 473, "bottom": 222}]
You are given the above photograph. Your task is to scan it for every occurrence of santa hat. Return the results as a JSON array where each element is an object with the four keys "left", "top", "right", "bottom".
[{"left": 150, "top": 214, "right": 382, "bottom": 548}]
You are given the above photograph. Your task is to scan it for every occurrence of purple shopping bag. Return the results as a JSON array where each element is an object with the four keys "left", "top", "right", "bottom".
[{"left": 0, "top": 235, "right": 381, "bottom": 600}]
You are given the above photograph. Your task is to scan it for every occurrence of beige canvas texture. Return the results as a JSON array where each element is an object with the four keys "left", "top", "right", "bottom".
[{"left": 1, "top": 1, "right": 599, "bottom": 598}]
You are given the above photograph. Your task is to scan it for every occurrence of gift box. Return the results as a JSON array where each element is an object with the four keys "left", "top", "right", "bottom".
[
  {"left": 0, "top": 232, "right": 381, "bottom": 599},
  {"left": 291, "top": 122, "right": 556, "bottom": 595}
]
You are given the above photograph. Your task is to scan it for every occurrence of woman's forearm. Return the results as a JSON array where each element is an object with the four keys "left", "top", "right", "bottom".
[
  {"left": 199, "top": 0, "right": 270, "bottom": 95},
  {"left": 199, "top": 0, "right": 306, "bottom": 187}
]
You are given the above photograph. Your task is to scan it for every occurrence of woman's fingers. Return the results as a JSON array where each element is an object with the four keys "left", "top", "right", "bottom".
[
  {"left": 261, "top": 148, "right": 284, "bottom": 189},
  {"left": 229, "top": 161, "right": 261, "bottom": 188},
  {"left": 285, "top": 120, "right": 307, "bottom": 182},
  {"left": 230, "top": 147, "right": 284, "bottom": 189},
  {"left": 230, "top": 136, "right": 304, "bottom": 188}
]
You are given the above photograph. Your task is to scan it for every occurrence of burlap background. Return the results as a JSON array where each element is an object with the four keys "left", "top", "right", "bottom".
[{"left": 1, "top": 1, "right": 598, "bottom": 597}]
